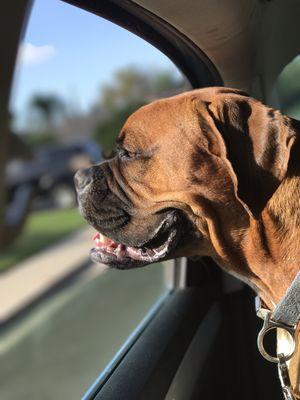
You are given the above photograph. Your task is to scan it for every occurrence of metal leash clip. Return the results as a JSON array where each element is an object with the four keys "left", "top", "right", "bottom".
[
  {"left": 256, "top": 298, "right": 297, "bottom": 399},
  {"left": 255, "top": 271, "right": 300, "bottom": 400},
  {"left": 278, "top": 353, "right": 296, "bottom": 400},
  {"left": 256, "top": 299, "right": 297, "bottom": 364}
]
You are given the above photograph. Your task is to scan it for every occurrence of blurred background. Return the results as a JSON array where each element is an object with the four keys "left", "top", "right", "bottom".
[
  {"left": 1, "top": 0, "right": 300, "bottom": 399},
  {"left": 0, "top": 1, "right": 189, "bottom": 399}
]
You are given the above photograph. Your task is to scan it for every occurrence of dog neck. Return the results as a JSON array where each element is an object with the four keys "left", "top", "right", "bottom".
[
  {"left": 246, "top": 136, "right": 300, "bottom": 309},
  {"left": 243, "top": 149, "right": 300, "bottom": 398}
]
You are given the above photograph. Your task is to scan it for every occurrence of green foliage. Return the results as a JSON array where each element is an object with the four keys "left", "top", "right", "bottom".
[
  {"left": 101, "top": 67, "right": 151, "bottom": 110},
  {"left": 94, "top": 101, "right": 145, "bottom": 158},
  {"left": 29, "top": 94, "right": 66, "bottom": 131},
  {"left": 94, "top": 66, "right": 188, "bottom": 157},
  {"left": 151, "top": 70, "right": 183, "bottom": 93}
]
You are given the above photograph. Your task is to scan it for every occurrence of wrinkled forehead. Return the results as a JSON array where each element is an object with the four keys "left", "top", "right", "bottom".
[{"left": 119, "top": 95, "right": 195, "bottom": 148}]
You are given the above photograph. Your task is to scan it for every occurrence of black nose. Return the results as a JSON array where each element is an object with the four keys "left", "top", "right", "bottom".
[{"left": 74, "top": 168, "right": 93, "bottom": 190}]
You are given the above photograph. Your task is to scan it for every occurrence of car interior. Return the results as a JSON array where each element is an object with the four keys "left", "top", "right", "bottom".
[{"left": 2, "top": 0, "right": 300, "bottom": 399}]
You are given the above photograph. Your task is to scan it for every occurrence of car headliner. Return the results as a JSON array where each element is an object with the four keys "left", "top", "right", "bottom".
[{"left": 133, "top": 0, "right": 300, "bottom": 101}]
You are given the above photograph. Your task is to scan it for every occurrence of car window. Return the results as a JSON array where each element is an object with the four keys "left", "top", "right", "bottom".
[
  {"left": 0, "top": 0, "right": 190, "bottom": 398},
  {"left": 275, "top": 55, "right": 300, "bottom": 118}
]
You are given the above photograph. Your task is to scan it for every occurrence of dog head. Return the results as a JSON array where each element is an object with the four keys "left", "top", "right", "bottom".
[{"left": 75, "top": 87, "right": 296, "bottom": 271}]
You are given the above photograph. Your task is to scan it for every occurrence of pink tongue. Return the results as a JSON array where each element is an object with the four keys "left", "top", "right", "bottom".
[{"left": 106, "top": 238, "right": 118, "bottom": 248}]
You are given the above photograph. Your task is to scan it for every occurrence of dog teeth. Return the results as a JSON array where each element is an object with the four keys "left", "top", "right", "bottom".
[
  {"left": 116, "top": 244, "right": 126, "bottom": 259},
  {"left": 93, "top": 231, "right": 118, "bottom": 249},
  {"left": 127, "top": 246, "right": 142, "bottom": 260}
]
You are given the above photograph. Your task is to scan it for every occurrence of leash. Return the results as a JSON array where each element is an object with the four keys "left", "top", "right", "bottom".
[{"left": 256, "top": 271, "right": 300, "bottom": 400}]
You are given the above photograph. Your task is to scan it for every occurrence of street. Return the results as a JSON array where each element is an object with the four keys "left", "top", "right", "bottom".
[{"left": 0, "top": 263, "right": 170, "bottom": 399}]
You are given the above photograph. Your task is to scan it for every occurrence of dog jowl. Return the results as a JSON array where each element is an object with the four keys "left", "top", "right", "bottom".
[{"left": 74, "top": 156, "right": 194, "bottom": 270}]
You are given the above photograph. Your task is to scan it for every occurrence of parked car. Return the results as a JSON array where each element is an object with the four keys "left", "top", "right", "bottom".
[{"left": 6, "top": 140, "right": 101, "bottom": 209}]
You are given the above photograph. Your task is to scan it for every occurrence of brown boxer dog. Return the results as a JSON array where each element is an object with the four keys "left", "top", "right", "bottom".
[{"left": 74, "top": 87, "right": 300, "bottom": 395}]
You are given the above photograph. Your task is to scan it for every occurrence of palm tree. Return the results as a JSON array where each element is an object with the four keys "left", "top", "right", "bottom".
[{"left": 30, "top": 94, "right": 65, "bottom": 131}]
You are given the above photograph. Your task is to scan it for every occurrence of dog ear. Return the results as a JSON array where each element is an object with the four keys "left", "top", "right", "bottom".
[{"left": 197, "top": 95, "right": 296, "bottom": 219}]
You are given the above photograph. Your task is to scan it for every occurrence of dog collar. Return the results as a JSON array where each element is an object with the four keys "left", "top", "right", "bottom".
[
  {"left": 256, "top": 272, "right": 300, "bottom": 400},
  {"left": 256, "top": 271, "right": 300, "bottom": 363}
]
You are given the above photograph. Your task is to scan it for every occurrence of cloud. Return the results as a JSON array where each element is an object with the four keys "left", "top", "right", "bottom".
[{"left": 17, "top": 42, "right": 56, "bottom": 65}]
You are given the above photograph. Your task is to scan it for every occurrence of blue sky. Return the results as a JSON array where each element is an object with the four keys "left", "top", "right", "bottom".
[{"left": 11, "top": 0, "right": 179, "bottom": 129}]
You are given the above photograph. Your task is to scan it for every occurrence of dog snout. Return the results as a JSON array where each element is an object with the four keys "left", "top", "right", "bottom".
[{"left": 74, "top": 167, "right": 93, "bottom": 190}]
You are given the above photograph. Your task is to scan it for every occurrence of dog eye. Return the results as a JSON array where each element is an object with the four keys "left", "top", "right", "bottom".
[{"left": 117, "top": 147, "right": 135, "bottom": 160}]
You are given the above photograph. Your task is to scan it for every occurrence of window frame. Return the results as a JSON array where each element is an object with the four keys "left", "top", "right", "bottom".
[
  {"left": 62, "top": 0, "right": 222, "bottom": 89},
  {"left": 2, "top": 1, "right": 282, "bottom": 398}
]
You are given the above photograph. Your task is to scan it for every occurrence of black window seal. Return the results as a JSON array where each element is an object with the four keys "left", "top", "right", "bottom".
[
  {"left": 82, "top": 290, "right": 171, "bottom": 400},
  {"left": 61, "top": 0, "right": 223, "bottom": 89},
  {"left": 89, "top": 284, "right": 221, "bottom": 400}
]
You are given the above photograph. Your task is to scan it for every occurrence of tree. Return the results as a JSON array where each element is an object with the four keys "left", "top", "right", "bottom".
[
  {"left": 94, "top": 101, "right": 145, "bottom": 158},
  {"left": 101, "top": 67, "right": 151, "bottom": 110},
  {"left": 94, "top": 67, "right": 189, "bottom": 157},
  {"left": 29, "top": 94, "right": 65, "bottom": 132},
  {"left": 151, "top": 70, "right": 186, "bottom": 93}
]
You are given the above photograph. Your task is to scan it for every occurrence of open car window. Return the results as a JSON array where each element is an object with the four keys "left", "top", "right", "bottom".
[{"left": 0, "top": 0, "right": 190, "bottom": 398}]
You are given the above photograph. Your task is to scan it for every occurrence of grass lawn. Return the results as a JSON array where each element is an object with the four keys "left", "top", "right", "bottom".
[{"left": 0, "top": 208, "right": 86, "bottom": 273}]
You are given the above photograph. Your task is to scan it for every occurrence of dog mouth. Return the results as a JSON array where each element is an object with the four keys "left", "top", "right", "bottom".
[{"left": 90, "top": 212, "right": 181, "bottom": 269}]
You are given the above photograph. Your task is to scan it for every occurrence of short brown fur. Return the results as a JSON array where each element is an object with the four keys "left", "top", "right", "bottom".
[{"left": 122, "top": 87, "right": 300, "bottom": 395}]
